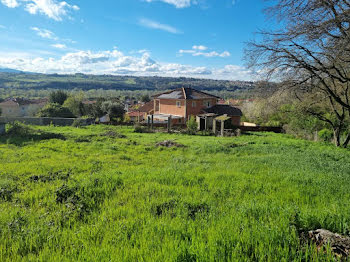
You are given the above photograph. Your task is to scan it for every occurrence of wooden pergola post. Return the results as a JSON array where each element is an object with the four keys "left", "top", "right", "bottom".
[
  {"left": 147, "top": 116, "right": 150, "bottom": 129},
  {"left": 151, "top": 115, "right": 154, "bottom": 130},
  {"left": 213, "top": 119, "right": 216, "bottom": 135},
  {"left": 167, "top": 116, "right": 172, "bottom": 132},
  {"left": 221, "top": 120, "right": 224, "bottom": 137}
]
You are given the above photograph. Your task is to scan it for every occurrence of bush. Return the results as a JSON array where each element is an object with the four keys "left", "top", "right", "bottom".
[
  {"left": 187, "top": 116, "right": 197, "bottom": 135},
  {"left": 318, "top": 128, "right": 333, "bottom": 142},
  {"left": 37, "top": 103, "right": 75, "bottom": 118},
  {"left": 6, "top": 122, "right": 31, "bottom": 136},
  {"left": 72, "top": 119, "right": 84, "bottom": 128},
  {"left": 134, "top": 123, "right": 150, "bottom": 133}
]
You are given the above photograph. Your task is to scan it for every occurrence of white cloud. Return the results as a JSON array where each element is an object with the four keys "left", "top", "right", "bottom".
[
  {"left": 139, "top": 18, "right": 182, "bottom": 34},
  {"left": 0, "top": 48, "right": 253, "bottom": 80},
  {"left": 193, "top": 45, "right": 207, "bottom": 51},
  {"left": 179, "top": 46, "right": 231, "bottom": 58},
  {"left": 0, "top": 0, "right": 79, "bottom": 20},
  {"left": 1, "top": 0, "right": 19, "bottom": 8},
  {"left": 144, "top": 0, "right": 193, "bottom": 8},
  {"left": 51, "top": 43, "right": 66, "bottom": 49},
  {"left": 30, "top": 27, "right": 58, "bottom": 40},
  {"left": 25, "top": 0, "right": 79, "bottom": 21}
]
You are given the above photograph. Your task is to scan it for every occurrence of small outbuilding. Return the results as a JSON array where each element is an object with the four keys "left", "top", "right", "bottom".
[{"left": 203, "top": 104, "right": 243, "bottom": 126}]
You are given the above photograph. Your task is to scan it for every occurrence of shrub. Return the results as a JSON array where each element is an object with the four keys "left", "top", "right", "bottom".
[
  {"left": 6, "top": 122, "right": 31, "bottom": 136},
  {"left": 72, "top": 119, "right": 84, "bottom": 128},
  {"left": 37, "top": 103, "right": 75, "bottom": 118},
  {"left": 187, "top": 116, "right": 197, "bottom": 135},
  {"left": 318, "top": 128, "right": 333, "bottom": 142},
  {"left": 134, "top": 123, "right": 149, "bottom": 133}
]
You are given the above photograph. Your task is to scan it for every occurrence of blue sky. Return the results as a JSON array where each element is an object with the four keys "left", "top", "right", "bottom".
[{"left": 0, "top": 0, "right": 274, "bottom": 80}]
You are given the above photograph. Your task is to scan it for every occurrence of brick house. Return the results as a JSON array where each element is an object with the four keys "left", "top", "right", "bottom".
[{"left": 152, "top": 87, "right": 220, "bottom": 123}]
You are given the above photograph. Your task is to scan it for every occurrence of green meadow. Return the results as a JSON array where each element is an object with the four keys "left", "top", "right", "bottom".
[{"left": 1, "top": 124, "right": 350, "bottom": 261}]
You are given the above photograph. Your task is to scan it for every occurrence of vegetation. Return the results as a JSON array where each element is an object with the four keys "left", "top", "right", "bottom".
[
  {"left": 245, "top": 0, "right": 350, "bottom": 147},
  {"left": 37, "top": 103, "right": 75, "bottom": 118},
  {"left": 101, "top": 101, "right": 125, "bottom": 122},
  {"left": 0, "top": 73, "right": 256, "bottom": 100},
  {"left": 0, "top": 124, "right": 350, "bottom": 261},
  {"left": 49, "top": 90, "right": 68, "bottom": 105},
  {"left": 187, "top": 116, "right": 197, "bottom": 135}
]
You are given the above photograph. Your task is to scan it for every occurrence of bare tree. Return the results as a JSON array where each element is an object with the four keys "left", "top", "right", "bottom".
[{"left": 245, "top": 0, "right": 350, "bottom": 147}]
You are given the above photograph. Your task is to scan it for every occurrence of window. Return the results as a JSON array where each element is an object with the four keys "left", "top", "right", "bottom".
[
  {"left": 192, "top": 101, "right": 196, "bottom": 107},
  {"left": 176, "top": 101, "right": 181, "bottom": 107},
  {"left": 205, "top": 101, "right": 211, "bottom": 108}
]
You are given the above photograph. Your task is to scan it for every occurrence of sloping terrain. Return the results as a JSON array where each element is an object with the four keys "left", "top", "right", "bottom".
[{"left": 0, "top": 125, "right": 349, "bottom": 261}]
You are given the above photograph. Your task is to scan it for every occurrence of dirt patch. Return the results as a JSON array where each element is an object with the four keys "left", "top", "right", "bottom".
[
  {"left": 306, "top": 229, "right": 350, "bottom": 258},
  {"left": 102, "top": 131, "right": 126, "bottom": 138},
  {"left": 156, "top": 140, "right": 186, "bottom": 148}
]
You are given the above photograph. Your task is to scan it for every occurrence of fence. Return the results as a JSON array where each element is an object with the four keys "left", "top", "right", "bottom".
[
  {"left": 239, "top": 126, "right": 284, "bottom": 133},
  {"left": 0, "top": 117, "right": 95, "bottom": 126}
]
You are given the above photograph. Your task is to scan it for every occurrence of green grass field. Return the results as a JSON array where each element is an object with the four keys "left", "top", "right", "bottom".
[{"left": 1, "top": 125, "right": 350, "bottom": 261}]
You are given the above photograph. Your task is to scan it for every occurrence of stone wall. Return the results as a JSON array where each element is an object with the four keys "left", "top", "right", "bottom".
[{"left": 0, "top": 117, "right": 94, "bottom": 126}]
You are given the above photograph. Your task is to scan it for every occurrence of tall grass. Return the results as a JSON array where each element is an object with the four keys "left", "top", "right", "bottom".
[{"left": 0, "top": 125, "right": 349, "bottom": 261}]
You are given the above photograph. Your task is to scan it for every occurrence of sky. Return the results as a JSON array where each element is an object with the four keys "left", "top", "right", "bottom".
[{"left": 0, "top": 0, "right": 275, "bottom": 80}]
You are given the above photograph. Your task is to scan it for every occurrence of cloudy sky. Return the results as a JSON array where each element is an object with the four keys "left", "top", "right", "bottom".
[{"left": 0, "top": 0, "right": 272, "bottom": 80}]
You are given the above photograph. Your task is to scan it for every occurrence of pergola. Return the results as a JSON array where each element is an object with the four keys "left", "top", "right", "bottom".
[{"left": 213, "top": 114, "right": 231, "bottom": 137}]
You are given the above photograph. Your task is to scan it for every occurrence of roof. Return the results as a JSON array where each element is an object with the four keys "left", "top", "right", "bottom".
[
  {"left": 215, "top": 115, "right": 231, "bottom": 121},
  {"left": 138, "top": 100, "right": 154, "bottom": 113},
  {"left": 0, "top": 98, "right": 48, "bottom": 106},
  {"left": 153, "top": 87, "right": 220, "bottom": 100},
  {"left": 127, "top": 111, "right": 144, "bottom": 117},
  {"left": 203, "top": 104, "right": 243, "bottom": 116}
]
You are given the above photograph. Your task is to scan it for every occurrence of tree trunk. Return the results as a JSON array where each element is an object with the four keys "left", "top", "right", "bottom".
[
  {"left": 343, "top": 133, "right": 350, "bottom": 148},
  {"left": 333, "top": 128, "right": 341, "bottom": 147}
]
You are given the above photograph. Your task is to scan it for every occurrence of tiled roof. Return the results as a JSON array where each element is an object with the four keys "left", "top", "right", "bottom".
[
  {"left": 154, "top": 87, "right": 220, "bottom": 100},
  {"left": 127, "top": 111, "right": 144, "bottom": 117},
  {"left": 138, "top": 100, "right": 154, "bottom": 113},
  {"left": 203, "top": 104, "right": 243, "bottom": 116}
]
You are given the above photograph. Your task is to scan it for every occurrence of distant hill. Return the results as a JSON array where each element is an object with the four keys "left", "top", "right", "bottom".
[
  {"left": 0, "top": 68, "right": 25, "bottom": 73},
  {"left": 0, "top": 72, "right": 276, "bottom": 99}
]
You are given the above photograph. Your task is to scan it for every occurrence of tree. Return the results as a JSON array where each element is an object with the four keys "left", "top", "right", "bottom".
[
  {"left": 63, "top": 96, "right": 85, "bottom": 117},
  {"left": 37, "top": 103, "right": 75, "bottom": 118},
  {"left": 49, "top": 90, "right": 68, "bottom": 105},
  {"left": 141, "top": 95, "right": 151, "bottom": 103},
  {"left": 245, "top": 0, "right": 350, "bottom": 147},
  {"left": 101, "top": 101, "right": 125, "bottom": 121}
]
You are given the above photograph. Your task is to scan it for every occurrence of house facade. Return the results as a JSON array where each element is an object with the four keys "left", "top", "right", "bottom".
[
  {"left": 0, "top": 98, "right": 48, "bottom": 117},
  {"left": 153, "top": 88, "right": 220, "bottom": 123}
]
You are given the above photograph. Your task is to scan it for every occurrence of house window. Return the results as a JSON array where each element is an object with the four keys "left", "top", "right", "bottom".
[
  {"left": 192, "top": 101, "right": 196, "bottom": 107},
  {"left": 204, "top": 101, "right": 211, "bottom": 108},
  {"left": 176, "top": 101, "right": 181, "bottom": 108}
]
